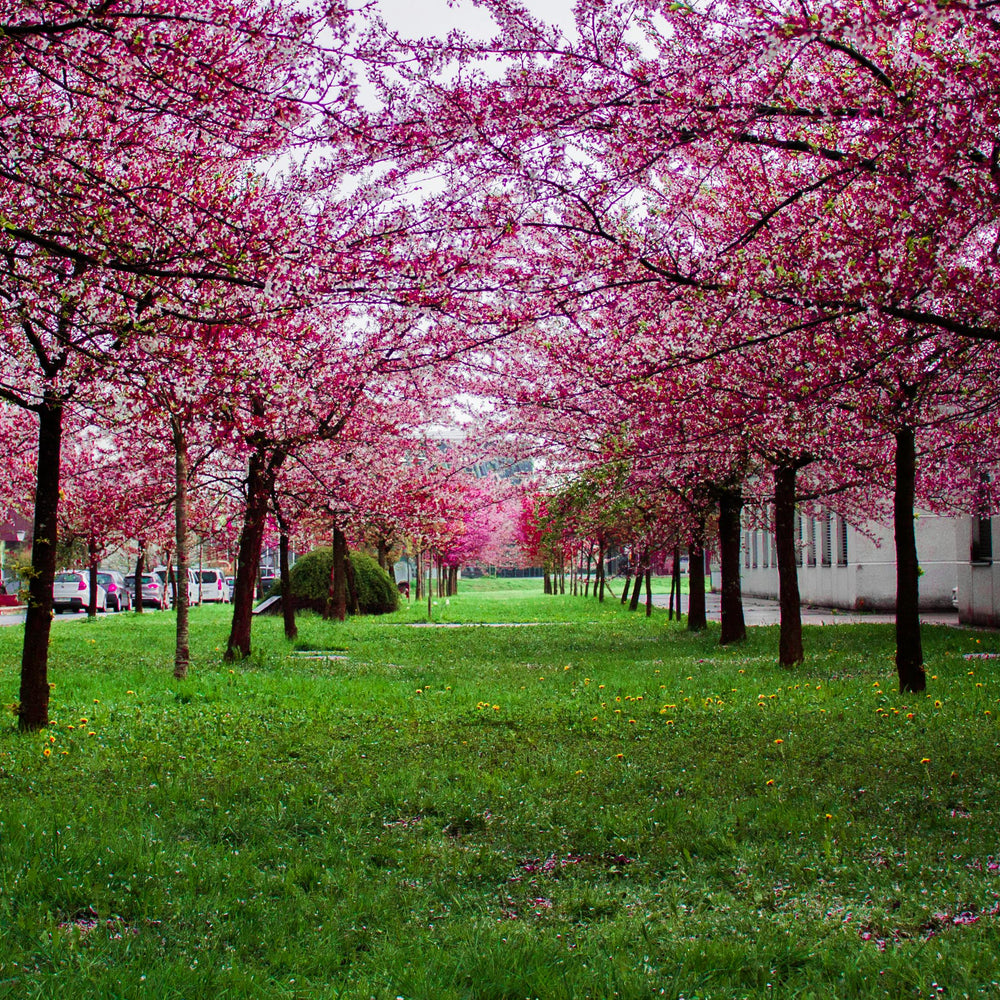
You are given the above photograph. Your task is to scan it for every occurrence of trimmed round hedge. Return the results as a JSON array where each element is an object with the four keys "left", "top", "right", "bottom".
[{"left": 284, "top": 548, "right": 399, "bottom": 615}]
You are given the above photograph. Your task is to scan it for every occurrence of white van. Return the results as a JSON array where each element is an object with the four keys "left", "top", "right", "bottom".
[
  {"left": 152, "top": 566, "right": 199, "bottom": 607},
  {"left": 197, "top": 568, "right": 230, "bottom": 603}
]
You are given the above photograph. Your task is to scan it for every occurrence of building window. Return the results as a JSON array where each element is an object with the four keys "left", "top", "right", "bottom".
[
  {"left": 807, "top": 518, "right": 817, "bottom": 567},
  {"left": 761, "top": 532, "right": 769, "bottom": 569},
  {"left": 794, "top": 512, "right": 802, "bottom": 567},
  {"left": 972, "top": 516, "right": 993, "bottom": 565},
  {"left": 751, "top": 531, "right": 758, "bottom": 569},
  {"left": 837, "top": 517, "right": 848, "bottom": 566},
  {"left": 771, "top": 532, "right": 777, "bottom": 567},
  {"left": 821, "top": 512, "right": 832, "bottom": 566},
  {"left": 744, "top": 530, "right": 751, "bottom": 568}
]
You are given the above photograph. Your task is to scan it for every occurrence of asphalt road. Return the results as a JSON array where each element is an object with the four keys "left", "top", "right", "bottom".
[{"left": 0, "top": 606, "right": 146, "bottom": 627}]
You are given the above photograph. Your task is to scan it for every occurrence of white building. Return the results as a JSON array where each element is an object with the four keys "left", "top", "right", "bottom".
[
  {"left": 739, "top": 511, "right": 960, "bottom": 612},
  {"left": 956, "top": 515, "right": 999, "bottom": 627}
]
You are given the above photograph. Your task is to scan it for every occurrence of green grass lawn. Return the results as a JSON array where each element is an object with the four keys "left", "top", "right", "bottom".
[{"left": 1, "top": 580, "right": 999, "bottom": 998}]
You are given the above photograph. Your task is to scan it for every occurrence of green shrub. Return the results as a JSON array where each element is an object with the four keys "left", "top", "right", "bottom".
[{"left": 284, "top": 548, "right": 399, "bottom": 615}]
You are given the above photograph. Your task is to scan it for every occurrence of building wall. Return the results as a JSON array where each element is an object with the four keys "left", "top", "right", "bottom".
[
  {"left": 956, "top": 516, "right": 1000, "bottom": 627},
  {"left": 740, "top": 512, "right": 959, "bottom": 611}
]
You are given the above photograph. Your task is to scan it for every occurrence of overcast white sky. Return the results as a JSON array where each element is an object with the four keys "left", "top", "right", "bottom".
[{"left": 374, "top": 0, "right": 578, "bottom": 39}]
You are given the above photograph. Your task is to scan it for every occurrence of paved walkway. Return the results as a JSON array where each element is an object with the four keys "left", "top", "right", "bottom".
[{"left": 651, "top": 592, "right": 960, "bottom": 627}]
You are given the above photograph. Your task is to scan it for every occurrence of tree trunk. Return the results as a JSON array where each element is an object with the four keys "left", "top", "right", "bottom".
[
  {"left": 629, "top": 562, "right": 644, "bottom": 612},
  {"left": 621, "top": 573, "right": 632, "bottom": 605},
  {"left": 672, "top": 545, "right": 683, "bottom": 624},
  {"left": 894, "top": 426, "right": 925, "bottom": 692},
  {"left": 597, "top": 537, "right": 606, "bottom": 602},
  {"left": 279, "top": 530, "right": 297, "bottom": 641},
  {"left": 173, "top": 419, "right": 190, "bottom": 679},
  {"left": 18, "top": 396, "right": 63, "bottom": 731},
  {"left": 718, "top": 487, "right": 747, "bottom": 645},
  {"left": 668, "top": 551, "right": 676, "bottom": 620},
  {"left": 774, "top": 463, "right": 804, "bottom": 667},
  {"left": 345, "top": 543, "right": 359, "bottom": 616},
  {"left": 377, "top": 537, "right": 390, "bottom": 572},
  {"left": 688, "top": 532, "right": 707, "bottom": 631},
  {"left": 559, "top": 552, "right": 565, "bottom": 594},
  {"left": 87, "top": 536, "right": 99, "bottom": 617},
  {"left": 225, "top": 449, "right": 282, "bottom": 661},
  {"left": 134, "top": 544, "right": 145, "bottom": 615},
  {"left": 543, "top": 563, "right": 552, "bottom": 594},
  {"left": 329, "top": 525, "right": 348, "bottom": 622},
  {"left": 414, "top": 549, "right": 422, "bottom": 601},
  {"left": 584, "top": 542, "right": 593, "bottom": 597}
]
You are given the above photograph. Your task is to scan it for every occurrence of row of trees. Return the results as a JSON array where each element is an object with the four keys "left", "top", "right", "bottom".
[
  {"left": 375, "top": 0, "right": 1000, "bottom": 692},
  {"left": 3, "top": 0, "right": 1000, "bottom": 731}
]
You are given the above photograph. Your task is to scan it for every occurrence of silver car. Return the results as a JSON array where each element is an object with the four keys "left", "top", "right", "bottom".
[{"left": 97, "top": 570, "right": 132, "bottom": 612}]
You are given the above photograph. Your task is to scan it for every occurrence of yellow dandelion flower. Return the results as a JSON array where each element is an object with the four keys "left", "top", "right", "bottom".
[
  {"left": 920, "top": 757, "right": 930, "bottom": 764},
  {"left": 774, "top": 739, "right": 783, "bottom": 744},
  {"left": 43, "top": 747, "right": 51, "bottom": 757},
  {"left": 766, "top": 779, "right": 774, "bottom": 786}
]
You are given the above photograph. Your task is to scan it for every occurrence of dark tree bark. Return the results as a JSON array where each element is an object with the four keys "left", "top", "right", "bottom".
[
  {"left": 629, "top": 562, "right": 644, "bottom": 612},
  {"left": 584, "top": 542, "right": 593, "bottom": 597},
  {"left": 376, "top": 537, "right": 390, "bottom": 572},
  {"left": 87, "top": 536, "right": 99, "bottom": 617},
  {"left": 645, "top": 564, "right": 653, "bottom": 617},
  {"left": 894, "top": 426, "right": 926, "bottom": 692},
  {"left": 279, "top": 529, "right": 297, "bottom": 641},
  {"left": 414, "top": 550, "right": 422, "bottom": 601},
  {"left": 718, "top": 487, "right": 747, "bottom": 645},
  {"left": 597, "top": 537, "right": 606, "bottom": 602},
  {"left": 774, "top": 463, "right": 804, "bottom": 667},
  {"left": 172, "top": 418, "right": 190, "bottom": 679},
  {"left": 687, "top": 532, "right": 707, "bottom": 631},
  {"left": 543, "top": 564, "right": 552, "bottom": 594},
  {"left": 225, "top": 446, "right": 285, "bottom": 661},
  {"left": 329, "top": 525, "right": 348, "bottom": 622},
  {"left": 621, "top": 572, "right": 632, "bottom": 605},
  {"left": 134, "top": 544, "right": 145, "bottom": 615},
  {"left": 672, "top": 545, "right": 683, "bottom": 624},
  {"left": 18, "top": 395, "right": 63, "bottom": 731}
]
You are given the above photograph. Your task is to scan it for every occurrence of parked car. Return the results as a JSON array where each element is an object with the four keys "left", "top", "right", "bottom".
[
  {"left": 125, "top": 572, "right": 165, "bottom": 609},
  {"left": 196, "top": 568, "right": 229, "bottom": 603},
  {"left": 97, "top": 570, "right": 132, "bottom": 612},
  {"left": 151, "top": 566, "right": 199, "bottom": 606},
  {"left": 225, "top": 575, "right": 235, "bottom": 601},
  {"left": 53, "top": 570, "right": 106, "bottom": 613}
]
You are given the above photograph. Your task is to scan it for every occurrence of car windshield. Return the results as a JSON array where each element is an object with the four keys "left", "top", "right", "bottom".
[
  {"left": 54, "top": 572, "right": 82, "bottom": 584},
  {"left": 97, "top": 574, "right": 112, "bottom": 584}
]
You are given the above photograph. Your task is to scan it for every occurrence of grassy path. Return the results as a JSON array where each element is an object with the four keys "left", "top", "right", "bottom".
[{"left": 1, "top": 580, "right": 999, "bottom": 998}]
